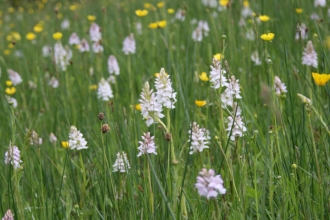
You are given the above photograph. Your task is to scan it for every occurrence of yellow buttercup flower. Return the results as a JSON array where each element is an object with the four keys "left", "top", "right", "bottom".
[
  {"left": 243, "top": 0, "right": 249, "bottom": 7},
  {"left": 6, "top": 81, "right": 13, "bottom": 86},
  {"left": 57, "top": 13, "right": 63, "bottom": 19},
  {"left": 6, "top": 35, "right": 12, "bottom": 41},
  {"left": 195, "top": 100, "right": 207, "bottom": 107},
  {"left": 148, "top": 22, "right": 158, "bottom": 29},
  {"left": 4, "top": 50, "right": 10, "bottom": 55},
  {"left": 69, "top": 4, "right": 78, "bottom": 11},
  {"left": 53, "top": 32, "right": 63, "bottom": 40},
  {"left": 157, "top": 2, "right": 164, "bottom": 8},
  {"left": 199, "top": 72, "right": 209, "bottom": 81},
  {"left": 158, "top": 20, "right": 166, "bottom": 28},
  {"left": 26, "top": 32, "right": 36, "bottom": 41},
  {"left": 87, "top": 15, "right": 96, "bottom": 21},
  {"left": 167, "top": 8, "right": 175, "bottom": 14},
  {"left": 148, "top": 20, "right": 167, "bottom": 29},
  {"left": 259, "top": 15, "right": 270, "bottom": 22},
  {"left": 295, "top": 8, "right": 303, "bottom": 14},
  {"left": 135, "top": 9, "right": 148, "bottom": 17},
  {"left": 5, "top": 87, "right": 16, "bottom": 95},
  {"left": 11, "top": 32, "right": 21, "bottom": 41},
  {"left": 135, "top": 104, "right": 142, "bottom": 111},
  {"left": 61, "top": 141, "right": 69, "bottom": 148},
  {"left": 312, "top": 72, "right": 330, "bottom": 86},
  {"left": 8, "top": 7, "right": 15, "bottom": 13},
  {"left": 219, "top": 0, "right": 229, "bottom": 6},
  {"left": 260, "top": 33, "right": 275, "bottom": 41},
  {"left": 213, "top": 53, "right": 224, "bottom": 61},
  {"left": 34, "top": 25, "right": 43, "bottom": 33},
  {"left": 144, "top": 3, "right": 152, "bottom": 9},
  {"left": 8, "top": 43, "right": 14, "bottom": 49},
  {"left": 89, "top": 84, "right": 97, "bottom": 90}
]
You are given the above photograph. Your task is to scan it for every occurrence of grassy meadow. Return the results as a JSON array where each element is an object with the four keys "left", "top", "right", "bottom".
[{"left": 1, "top": 0, "right": 330, "bottom": 219}]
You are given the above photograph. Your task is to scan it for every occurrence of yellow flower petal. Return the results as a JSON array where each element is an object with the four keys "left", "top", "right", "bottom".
[
  {"left": 213, "top": 53, "right": 224, "bottom": 61},
  {"left": 89, "top": 85, "right": 98, "bottom": 90},
  {"left": 61, "top": 141, "right": 69, "bottom": 148},
  {"left": 219, "top": 0, "right": 229, "bottom": 6},
  {"left": 87, "top": 15, "right": 96, "bottom": 21},
  {"left": 157, "top": 2, "right": 164, "bottom": 8},
  {"left": 5, "top": 87, "right": 16, "bottom": 95},
  {"left": 6, "top": 81, "right": 13, "bottom": 86},
  {"left": 158, "top": 20, "right": 166, "bottom": 28},
  {"left": 53, "top": 32, "right": 63, "bottom": 40},
  {"left": 295, "top": 8, "right": 303, "bottom": 14},
  {"left": 199, "top": 72, "right": 209, "bottom": 81},
  {"left": 195, "top": 100, "right": 207, "bottom": 107},
  {"left": 312, "top": 72, "right": 330, "bottom": 86},
  {"left": 167, "top": 8, "right": 175, "bottom": 14},
  {"left": 26, "top": 32, "right": 36, "bottom": 41},
  {"left": 135, "top": 9, "right": 148, "bottom": 17},
  {"left": 259, "top": 15, "right": 270, "bottom": 22},
  {"left": 148, "top": 22, "right": 159, "bottom": 29},
  {"left": 135, "top": 104, "right": 142, "bottom": 111},
  {"left": 260, "top": 33, "right": 275, "bottom": 41}
]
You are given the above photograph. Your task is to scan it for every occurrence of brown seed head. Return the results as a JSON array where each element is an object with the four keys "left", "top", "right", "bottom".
[
  {"left": 101, "top": 124, "right": 110, "bottom": 133},
  {"left": 165, "top": 133, "right": 171, "bottom": 141},
  {"left": 98, "top": 112, "right": 105, "bottom": 120}
]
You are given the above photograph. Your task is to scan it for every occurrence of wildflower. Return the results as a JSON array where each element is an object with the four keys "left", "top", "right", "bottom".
[
  {"left": 188, "top": 122, "right": 210, "bottom": 154},
  {"left": 49, "top": 133, "right": 57, "bottom": 143},
  {"left": 97, "top": 78, "right": 113, "bottom": 101},
  {"left": 292, "top": 164, "right": 297, "bottom": 169},
  {"left": 6, "top": 81, "right": 13, "bottom": 86},
  {"left": 201, "top": 0, "right": 218, "bottom": 8},
  {"left": 260, "top": 33, "right": 275, "bottom": 41},
  {"left": 79, "top": 39, "right": 90, "bottom": 52},
  {"left": 259, "top": 15, "right": 270, "bottom": 22},
  {"left": 122, "top": 33, "right": 136, "bottom": 55},
  {"left": 221, "top": 75, "right": 242, "bottom": 108},
  {"left": 5, "top": 87, "right": 16, "bottom": 95},
  {"left": 113, "top": 151, "right": 131, "bottom": 173},
  {"left": 310, "top": 13, "right": 320, "bottom": 20},
  {"left": 314, "top": 0, "right": 326, "bottom": 7},
  {"left": 69, "top": 4, "right": 78, "bottom": 11},
  {"left": 302, "top": 41, "right": 318, "bottom": 68},
  {"left": 29, "top": 130, "right": 42, "bottom": 146},
  {"left": 61, "top": 19, "right": 70, "bottom": 30},
  {"left": 312, "top": 72, "right": 330, "bottom": 86},
  {"left": 148, "top": 20, "right": 167, "bottom": 29},
  {"left": 54, "top": 42, "right": 72, "bottom": 71},
  {"left": 213, "top": 53, "right": 223, "bottom": 61},
  {"left": 4, "top": 50, "right": 10, "bottom": 55},
  {"left": 68, "top": 32, "right": 80, "bottom": 45},
  {"left": 135, "top": 22, "right": 142, "bottom": 35},
  {"left": 295, "top": 8, "right": 303, "bottom": 14},
  {"left": 135, "top": 9, "right": 148, "bottom": 17},
  {"left": 198, "top": 20, "right": 210, "bottom": 35},
  {"left": 199, "top": 72, "right": 209, "bottom": 81},
  {"left": 241, "top": 5, "right": 252, "bottom": 18},
  {"left": 192, "top": 27, "right": 203, "bottom": 42},
  {"left": 173, "top": 9, "right": 185, "bottom": 21},
  {"left": 101, "top": 124, "right": 110, "bottom": 133},
  {"left": 167, "top": 8, "right": 175, "bottom": 14},
  {"left": 89, "top": 84, "right": 97, "bottom": 90},
  {"left": 92, "top": 41, "right": 104, "bottom": 53},
  {"left": 209, "top": 58, "right": 228, "bottom": 90},
  {"left": 61, "top": 141, "right": 69, "bottom": 148},
  {"left": 137, "top": 132, "right": 157, "bottom": 156},
  {"left": 144, "top": 3, "right": 152, "bottom": 9},
  {"left": 33, "top": 25, "right": 43, "bottom": 33},
  {"left": 89, "top": 23, "right": 102, "bottom": 42},
  {"left": 26, "top": 32, "right": 36, "bottom": 41},
  {"left": 4, "top": 144, "right": 22, "bottom": 169},
  {"left": 48, "top": 76, "right": 59, "bottom": 88},
  {"left": 157, "top": 2, "right": 164, "bottom": 8},
  {"left": 5, "top": 96, "right": 18, "bottom": 108},
  {"left": 53, "top": 32, "right": 63, "bottom": 41},
  {"left": 28, "top": 81, "right": 37, "bottom": 89},
  {"left": 108, "top": 55, "right": 120, "bottom": 75},
  {"left": 195, "top": 168, "right": 226, "bottom": 199},
  {"left": 195, "top": 100, "right": 207, "bottom": 107},
  {"left": 135, "top": 104, "right": 142, "bottom": 111},
  {"left": 219, "top": 0, "right": 229, "bottom": 7},
  {"left": 226, "top": 115, "right": 247, "bottom": 141},
  {"left": 295, "top": 23, "right": 308, "bottom": 40},
  {"left": 155, "top": 68, "right": 177, "bottom": 109},
  {"left": 87, "top": 15, "right": 96, "bottom": 21},
  {"left": 297, "top": 93, "right": 312, "bottom": 105},
  {"left": 2, "top": 209, "right": 14, "bottom": 220},
  {"left": 274, "top": 76, "right": 287, "bottom": 95},
  {"left": 68, "top": 126, "right": 88, "bottom": 150},
  {"left": 251, "top": 51, "right": 261, "bottom": 65},
  {"left": 8, "top": 69, "right": 23, "bottom": 85},
  {"left": 139, "top": 82, "right": 164, "bottom": 126},
  {"left": 42, "top": 45, "right": 52, "bottom": 57}
]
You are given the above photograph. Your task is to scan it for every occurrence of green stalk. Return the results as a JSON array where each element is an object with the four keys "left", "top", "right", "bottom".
[{"left": 79, "top": 151, "right": 87, "bottom": 207}]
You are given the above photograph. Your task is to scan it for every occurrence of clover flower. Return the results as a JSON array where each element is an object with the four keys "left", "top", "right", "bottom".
[
  {"left": 122, "top": 33, "right": 136, "bottom": 55},
  {"left": 137, "top": 132, "right": 157, "bottom": 157},
  {"left": 221, "top": 75, "right": 242, "bottom": 108},
  {"left": 139, "top": 82, "right": 164, "bottom": 127},
  {"left": 79, "top": 39, "right": 90, "bottom": 52},
  {"left": 54, "top": 42, "right": 72, "bottom": 71},
  {"left": 274, "top": 76, "right": 287, "bottom": 95},
  {"left": 2, "top": 209, "right": 14, "bottom": 220},
  {"left": 108, "top": 55, "right": 120, "bottom": 75},
  {"left": 92, "top": 41, "right": 104, "bottom": 53},
  {"left": 155, "top": 68, "right": 177, "bottom": 109},
  {"left": 68, "top": 126, "right": 88, "bottom": 150},
  {"left": 195, "top": 168, "right": 226, "bottom": 199},
  {"left": 68, "top": 32, "right": 80, "bottom": 45},
  {"left": 302, "top": 41, "right": 318, "bottom": 68},
  {"left": 226, "top": 115, "right": 247, "bottom": 141},
  {"left": 8, "top": 69, "right": 22, "bottom": 85},
  {"left": 4, "top": 144, "right": 22, "bottom": 169},
  {"left": 89, "top": 22, "right": 102, "bottom": 42},
  {"left": 209, "top": 58, "right": 228, "bottom": 90},
  {"left": 97, "top": 78, "right": 113, "bottom": 101},
  {"left": 113, "top": 151, "right": 131, "bottom": 173},
  {"left": 188, "top": 122, "right": 210, "bottom": 154}
]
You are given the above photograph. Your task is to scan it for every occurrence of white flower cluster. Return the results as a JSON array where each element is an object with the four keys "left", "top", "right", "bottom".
[
  {"left": 155, "top": 68, "right": 177, "bottom": 109},
  {"left": 221, "top": 75, "right": 242, "bottom": 108},
  {"left": 188, "top": 122, "right": 210, "bottom": 154},
  {"left": 97, "top": 78, "right": 113, "bottom": 101},
  {"left": 122, "top": 33, "right": 136, "bottom": 55},
  {"left": 295, "top": 23, "right": 308, "bottom": 40},
  {"left": 54, "top": 42, "right": 72, "bottom": 71},
  {"left": 108, "top": 55, "right": 120, "bottom": 76},
  {"left": 302, "top": 41, "right": 317, "bottom": 68},
  {"left": 137, "top": 132, "right": 157, "bottom": 157},
  {"left": 5, "top": 96, "right": 18, "bottom": 108},
  {"left": 113, "top": 151, "right": 131, "bottom": 173},
  {"left": 209, "top": 58, "right": 228, "bottom": 90},
  {"left": 251, "top": 51, "right": 261, "bottom": 66},
  {"left": 314, "top": 0, "right": 326, "bottom": 7},
  {"left": 274, "top": 76, "right": 287, "bottom": 96},
  {"left": 69, "top": 32, "right": 80, "bottom": 45},
  {"left": 89, "top": 22, "right": 102, "bottom": 42},
  {"left": 195, "top": 168, "right": 226, "bottom": 199},
  {"left": 29, "top": 130, "right": 42, "bottom": 146},
  {"left": 8, "top": 69, "right": 22, "bottom": 85},
  {"left": 4, "top": 144, "right": 22, "bottom": 169},
  {"left": 201, "top": 0, "right": 218, "bottom": 8},
  {"left": 192, "top": 20, "right": 210, "bottom": 42},
  {"left": 2, "top": 209, "right": 14, "bottom": 220},
  {"left": 68, "top": 126, "right": 88, "bottom": 150}
]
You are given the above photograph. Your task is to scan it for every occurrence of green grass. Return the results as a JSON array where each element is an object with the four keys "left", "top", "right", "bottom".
[{"left": 0, "top": 0, "right": 330, "bottom": 219}]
